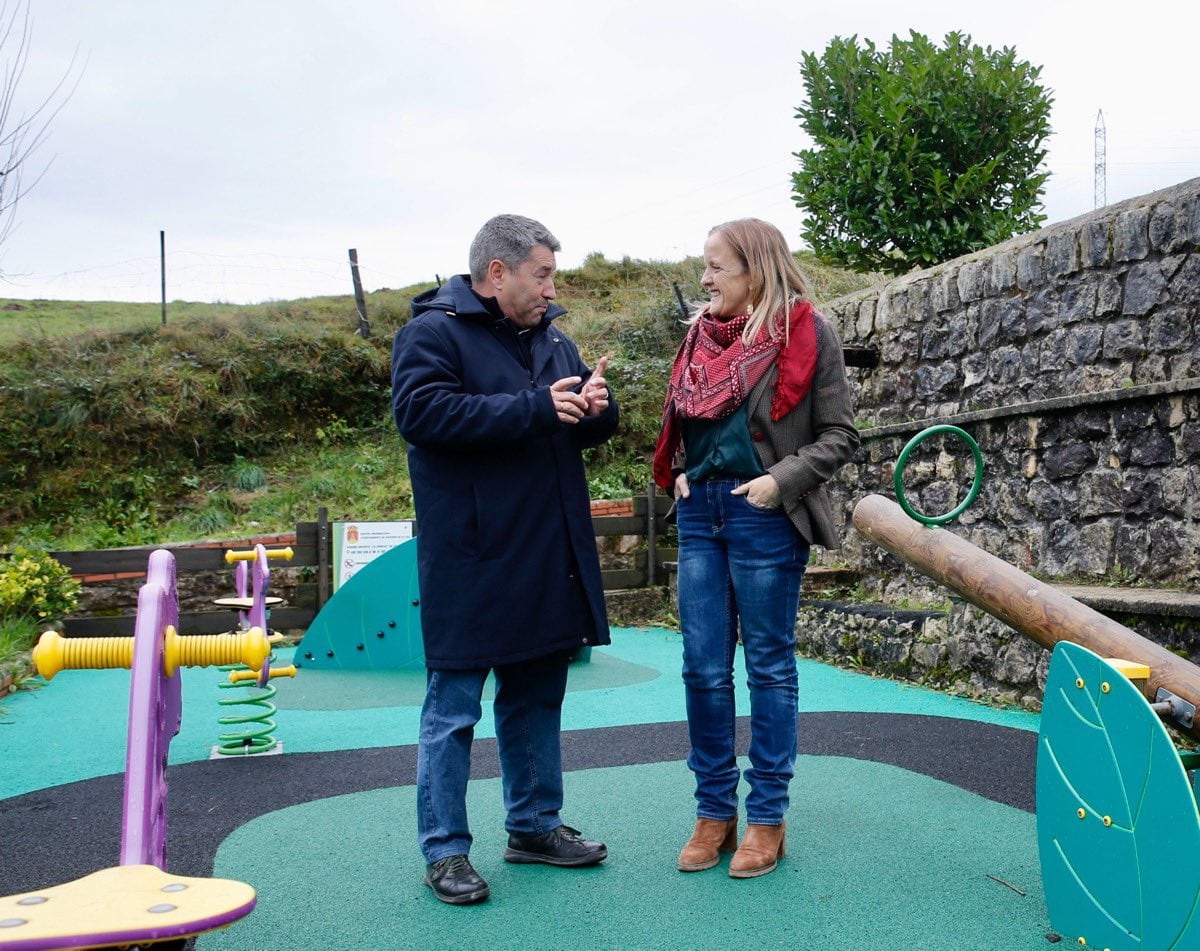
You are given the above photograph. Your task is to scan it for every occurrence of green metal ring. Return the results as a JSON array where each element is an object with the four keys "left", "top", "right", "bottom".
[{"left": 893, "top": 425, "right": 984, "bottom": 526}]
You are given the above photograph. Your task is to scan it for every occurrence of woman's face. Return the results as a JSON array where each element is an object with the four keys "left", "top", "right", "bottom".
[{"left": 701, "top": 232, "right": 752, "bottom": 318}]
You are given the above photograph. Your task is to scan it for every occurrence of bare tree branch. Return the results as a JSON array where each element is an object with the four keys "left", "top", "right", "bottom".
[{"left": 0, "top": 0, "right": 83, "bottom": 253}]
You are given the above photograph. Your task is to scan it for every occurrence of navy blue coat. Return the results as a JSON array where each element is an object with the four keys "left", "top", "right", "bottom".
[{"left": 391, "top": 276, "right": 618, "bottom": 670}]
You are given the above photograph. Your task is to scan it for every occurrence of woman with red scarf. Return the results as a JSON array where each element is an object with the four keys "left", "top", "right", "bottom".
[{"left": 654, "top": 218, "right": 859, "bottom": 878}]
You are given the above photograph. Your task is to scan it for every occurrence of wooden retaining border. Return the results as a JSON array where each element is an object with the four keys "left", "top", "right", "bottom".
[{"left": 47, "top": 490, "right": 675, "bottom": 637}]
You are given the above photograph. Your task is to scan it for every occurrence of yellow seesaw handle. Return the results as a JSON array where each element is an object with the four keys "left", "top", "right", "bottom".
[
  {"left": 224, "top": 546, "right": 294, "bottom": 564},
  {"left": 227, "top": 664, "right": 297, "bottom": 684},
  {"left": 33, "top": 627, "right": 271, "bottom": 681}
]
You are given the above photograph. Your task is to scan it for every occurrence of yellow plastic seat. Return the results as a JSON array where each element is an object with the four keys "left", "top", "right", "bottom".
[{"left": 0, "top": 864, "right": 256, "bottom": 949}]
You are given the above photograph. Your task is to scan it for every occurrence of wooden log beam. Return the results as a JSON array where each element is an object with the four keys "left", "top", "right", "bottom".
[{"left": 853, "top": 493, "right": 1200, "bottom": 738}]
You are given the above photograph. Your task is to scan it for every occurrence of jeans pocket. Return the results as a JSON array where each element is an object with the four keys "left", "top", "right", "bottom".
[{"left": 739, "top": 493, "right": 781, "bottom": 512}]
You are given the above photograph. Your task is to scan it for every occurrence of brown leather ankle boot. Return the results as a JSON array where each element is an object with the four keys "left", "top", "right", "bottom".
[
  {"left": 728, "top": 821, "right": 785, "bottom": 878},
  {"left": 677, "top": 818, "right": 738, "bottom": 872}
]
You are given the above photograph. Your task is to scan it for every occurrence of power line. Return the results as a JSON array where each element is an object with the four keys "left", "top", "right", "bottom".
[{"left": 1094, "top": 109, "right": 1106, "bottom": 209}]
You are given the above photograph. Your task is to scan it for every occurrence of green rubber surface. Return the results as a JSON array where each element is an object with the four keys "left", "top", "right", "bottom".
[
  {"left": 202, "top": 757, "right": 1049, "bottom": 950},
  {"left": 0, "top": 627, "right": 1038, "bottom": 799}
]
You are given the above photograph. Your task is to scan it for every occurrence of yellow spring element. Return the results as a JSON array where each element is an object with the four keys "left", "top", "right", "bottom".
[
  {"left": 228, "top": 665, "right": 297, "bottom": 684},
  {"left": 224, "top": 546, "right": 294, "bottom": 564},
  {"left": 33, "top": 627, "right": 269, "bottom": 681}
]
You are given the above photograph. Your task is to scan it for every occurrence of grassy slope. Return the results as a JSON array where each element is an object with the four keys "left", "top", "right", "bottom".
[{"left": 0, "top": 252, "right": 877, "bottom": 551}]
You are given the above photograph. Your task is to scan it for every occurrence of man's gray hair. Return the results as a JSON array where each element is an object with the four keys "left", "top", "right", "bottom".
[{"left": 469, "top": 214, "right": 561, "bottom": 283}]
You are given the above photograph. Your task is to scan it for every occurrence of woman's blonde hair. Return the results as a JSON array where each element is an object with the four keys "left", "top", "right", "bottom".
[{"left": 695, "top": 218, "right": 809, "bottom": 345}]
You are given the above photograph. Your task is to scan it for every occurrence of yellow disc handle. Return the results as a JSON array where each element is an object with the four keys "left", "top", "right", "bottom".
[
  {"left": 33, "top": 630, "right": 135, "bottom": 681},
  {"left": 163, "top": 626, "right": 270, "bottom": 677},
  {"left": 227, "top": 664, "right": 297, "bottom": 684},
  {"left": 224, "top": 546, "right": 294, "bottom": 564}
]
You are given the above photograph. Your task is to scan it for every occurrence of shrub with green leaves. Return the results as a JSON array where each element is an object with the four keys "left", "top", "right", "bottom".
[
  {"left": 0, "top": 547, "right": 80, "bottom": 623},
  {"left": 793, "top": 30, "right": 1053, "bottom": 275}
]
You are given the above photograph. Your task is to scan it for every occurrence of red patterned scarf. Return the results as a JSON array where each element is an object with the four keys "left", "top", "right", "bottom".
[{"left": 652, "top": 300, "right": 819, "bottom": 489}]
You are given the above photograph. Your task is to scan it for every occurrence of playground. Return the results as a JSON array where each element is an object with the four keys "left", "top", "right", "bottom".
[
  {"left": 6, "top": 423, "right": 1200, "bottom": 949},
  {"left": 1, "top": 617, "right": 1049, "bottom": 949}
]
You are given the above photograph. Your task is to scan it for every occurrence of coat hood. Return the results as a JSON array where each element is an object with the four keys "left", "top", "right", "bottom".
[{"left": 410, "top": 274, "right": 566, "bottom": 325}]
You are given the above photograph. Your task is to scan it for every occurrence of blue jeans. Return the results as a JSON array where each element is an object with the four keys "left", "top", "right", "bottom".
[
  {"left": 677, "top": 478, "right": 809, "bottom": 825},
  {"left": 417, "top": 651, "right": 570, "bottom": 863}
]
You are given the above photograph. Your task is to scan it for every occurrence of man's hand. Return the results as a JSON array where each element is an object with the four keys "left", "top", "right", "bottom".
[
  {"left": 550, "top": 376, "right": 587, "bottom": 424},
  {"left": 730, "top": 474, "right": 781, "bottom": 508},
  {"left": 582, "top": 355, "right": 611, "bottom": 417}
]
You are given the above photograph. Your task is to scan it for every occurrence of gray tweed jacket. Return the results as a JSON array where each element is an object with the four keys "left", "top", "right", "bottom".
[{"left": 674, "top": 315, "right": 860, "bottom": 549}]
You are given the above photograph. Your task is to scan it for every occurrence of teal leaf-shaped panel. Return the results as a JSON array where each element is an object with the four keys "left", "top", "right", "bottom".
[
  {"left": 1037, "top": 641, "right": 1200, "bottom": 949},
  {"left": 293, "top": 538, "right": 424, "bottom": 670}
]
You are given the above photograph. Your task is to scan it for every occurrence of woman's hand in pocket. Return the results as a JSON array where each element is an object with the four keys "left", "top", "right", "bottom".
[
  {"left": 674, "top": 472, "right": 691, "bottom": 501},
  {"left": 731, "top": 474, "right": 781, "bottom": 509}
]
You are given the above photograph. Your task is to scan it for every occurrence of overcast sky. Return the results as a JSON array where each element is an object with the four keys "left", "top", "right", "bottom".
[{"left": 2, "top": 1, "right": 1198, "bottom": 304}]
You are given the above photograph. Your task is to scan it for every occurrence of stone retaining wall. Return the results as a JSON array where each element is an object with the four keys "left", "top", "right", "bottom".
[{"left": 800, "top": 177, "right": 1200, "bottom": 702}]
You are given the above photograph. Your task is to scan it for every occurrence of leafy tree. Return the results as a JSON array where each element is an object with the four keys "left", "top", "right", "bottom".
[{"left": 792, "top": 31, "right": 1053, "bottom": 275}]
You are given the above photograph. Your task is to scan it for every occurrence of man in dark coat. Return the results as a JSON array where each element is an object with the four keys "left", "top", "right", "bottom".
[{"left": 391, "top": 214, "right": 618, "bottom": 905}]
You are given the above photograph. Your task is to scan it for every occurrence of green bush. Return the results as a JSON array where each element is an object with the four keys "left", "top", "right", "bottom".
[
  {"left": 793, "top": 30, "right": 1053, "bottom": 275},
  {"left": 0, "top": 547, "right": 81, "bottom": 623}
]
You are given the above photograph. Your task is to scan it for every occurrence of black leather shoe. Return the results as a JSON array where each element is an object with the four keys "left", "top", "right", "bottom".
[
  {"left": 503, "top": 825, "right": 608, "bottom": 867},
  {"left": 424, "top": 854, "right": 490, "bottom": 904}
]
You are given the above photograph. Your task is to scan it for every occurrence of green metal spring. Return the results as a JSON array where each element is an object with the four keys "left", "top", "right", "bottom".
[{"left": 216, "top": 664, "right": 279, "bottom": 756}]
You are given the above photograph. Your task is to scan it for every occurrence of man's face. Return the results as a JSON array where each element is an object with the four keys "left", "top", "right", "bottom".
[{"left": 495, "top": 244, "right": 557, "bottom": 328}]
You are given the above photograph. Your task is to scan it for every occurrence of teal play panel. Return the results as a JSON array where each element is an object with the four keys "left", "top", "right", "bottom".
[
  {"left": 293, "top": 539, "right": 423, "bottom": 670},
  {"left": 1036, "top": 641, "right": 1200, "bottom": 949}
]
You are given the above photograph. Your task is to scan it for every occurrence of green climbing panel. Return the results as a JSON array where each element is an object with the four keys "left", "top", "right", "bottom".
[
  {"left": 1037, "top": 641, "right": 1200, "bottom": 949},
  {"left": 294, "top": 538, "right": 424, "bottom": 670}
]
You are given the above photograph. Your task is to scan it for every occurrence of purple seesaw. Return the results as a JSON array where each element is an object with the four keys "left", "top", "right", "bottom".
[{"left": 0, "top": 549, "right": 266, "bottom": 950}]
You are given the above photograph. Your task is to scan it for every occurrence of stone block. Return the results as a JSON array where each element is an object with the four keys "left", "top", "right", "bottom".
[
  {"left": 1027, "top": 479, "right": 1065, "bottom": 519},
  {"left": 1079, "top": 469, "right": 1123, "bottom": 516},
  {"left": 956, "top": 260, "right": 986, "bottom": 303},
  {"left": 1114, "top": 206, "right": 1151, "bottom": 262},
  {"left": 1039, "top": 327, "right": 1067, "bottom": 368},
  {"left": 1135, "top": 355, "right": 1166, "bottom": 384},
  {"left": 989, "top": 346, "right": 1022, "bottom": 384},
  {"left": 1026, "top": 286, "right": 1059, "bottom": 333},
  {"left": 987, "top": 251, "right": 1017, "bottom": 295},
  {"left": 997, "top": 297, "right": 1027, "bottom": 341},
  {"left": 1043, "top": 443, "right": 1097, "bottom": 480},
  {"left": 1060, "top": 280, "right": 1096, "bottom": 323},
  {"left": 920, "top": 321, "right": 950, "bottom": 361},
  {"left": 1082, "top": 219, "right": 1112, "bottom": 268},
  {"left": 1101, "top": 319, "right": 1145, "bottom": 360},
  {"left": 1041, "top": 518, "right": 1081, "bottom": 575},
  {"left": 1095, "top": 273, "right": 1123, "bottom": 316},
  {"left": 1148, "top": 307, "right": 1192, "bottom": 353},
  {"left": 1016, "top": 243, "right": 1046, "bottom": 290},
  {"left": 1077, "top": 519, "right": 1115, "bottom": 575},
  {"left": 1149, "top": 201, "right": 1187, "bottom": 254},
  {"left": 910, "top": 638, "right": 947, "bottom": 670},
  {"left": 1123, "top": 261, "right": 1167, "bottom": 315},
  {"left": 961, "top": 351, "right": 988, "bottom": 390},
  {"left": 855, "top": 298, "right": 876, "bottom": 339},
  {"left": 1148, "top": 518, "right": 1187, "bottom": 579},
  {"left": 933, "top": 269, "right": 961, "bottom": 312},
  {"left": 914, "top": 362, "right": 958, "bottom": 399},
  {"left": 1046, "top": 230, "right": 1081, "bottom": 278},
  {"left": 1064, "top": 324, "right": 1102, "bottom": 365},
  {"left": 1168, "top": 254, "right": 1200, "bottom": 304}
]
